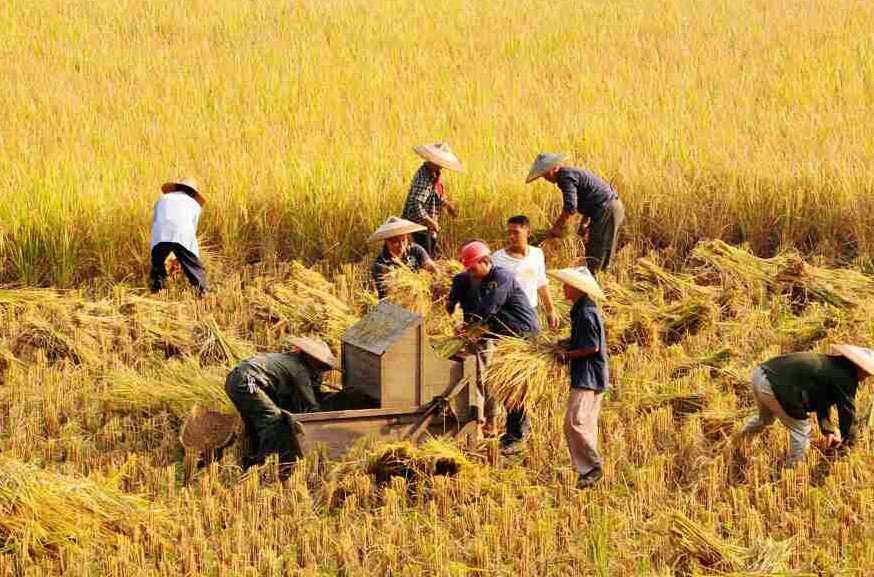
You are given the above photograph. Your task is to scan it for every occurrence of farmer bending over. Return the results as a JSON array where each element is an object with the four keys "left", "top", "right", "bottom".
[
  {"left": 401, "top": 142, "right": 461, "bottom": 257},
  {"left": 526, "top": 153, "right": 625, "bottom": 272},
  {"left": 369, "top": 216, "right": 438, "bottom": 300},
  {"left": 550, "top": 267, "right": 609, "bottom": 489},
  {"left": 447, "top": 240, "right": 540, "bottom": 455},
  {"left": 150, "top": 177, "right": 208, "bottom": 297},
  {"left": 225, "top": 337, "right": 337, "bottom": 472},
  {"left": 739, "top": 345, "right": 873, "bottom": 466}
]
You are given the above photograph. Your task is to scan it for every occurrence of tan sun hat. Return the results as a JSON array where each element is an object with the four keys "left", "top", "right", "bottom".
[
  {"left": 830, "top": 344, "right": 874, "bottom": 376},
  {"left": 526, "top": 152, "right": 565, "bottom": 183},
  {"left": 290, "top": 336, "right": 338, "bottom": 370},
  {"left": 367, "top": 216, "right": 427, "bottom": 243},
  {"left": 547, "top": 266, "right": 606, "bottom": 301},
  {"left": 413, "top": 142, "right": 463, "bottom": 172},
  {"left": 161, "top": 177, "right": 206, "bottom": 205}
]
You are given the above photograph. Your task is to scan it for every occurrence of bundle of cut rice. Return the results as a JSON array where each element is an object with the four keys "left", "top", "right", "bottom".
[
  {"left": 657, "top": 298, "right": 717, "bottom": 344},
  {"left": 670, "top": 347, "right": 733, "bottom": 378},
  {"left": 487, "top": 335, "right": 565, "bottom": 410},
  {"left": 197, "top": 316, "right": 255, "bottom": 369},
  {"left": 633, "top": 257, "right": 714, "bottom": 301},
  {"left": 668, "top": 511, "right": 746, "bottom": 570},
  {"left": 640, "top": 392, "right": 708, "bottom": 416},
  {"left": 382, "top": 266, "right": 434, "bottom": 316}
]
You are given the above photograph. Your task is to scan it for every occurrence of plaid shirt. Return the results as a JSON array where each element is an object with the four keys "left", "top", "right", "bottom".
[{"left": 402, "top": 163, "right": 443, "bottom": 224}]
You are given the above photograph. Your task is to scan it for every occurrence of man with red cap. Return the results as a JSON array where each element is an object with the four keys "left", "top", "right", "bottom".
[{"left": 447, "top": 240, "right": 540, "bottom": 454}]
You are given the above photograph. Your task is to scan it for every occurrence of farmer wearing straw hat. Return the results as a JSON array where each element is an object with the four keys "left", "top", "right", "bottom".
[
  {"left": 550, "top": 267, "right": 609, "bottom": 489},
  {"left": 369, "top": 216, "right": 438, "bottom": 299},
  {"left": 150, "top": 177, "right": 208, "bottom": 297},
  {"left": 526, "top": 154, "right": 625, "bottom": 272},
  {"left": 401, "top": 143, "right": 462, "bottom": 257},
  {"left": 739, "top": 344, "right": 873, "bottom": 466},
  {"left": 224, "top": 337, "right": 337, "bottom": 471},
  {"left": 447, "top": 240, "right": 540, "bottom": 454}
]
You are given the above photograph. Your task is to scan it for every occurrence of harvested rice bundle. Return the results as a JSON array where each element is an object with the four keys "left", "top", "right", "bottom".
[
  {"left": 633, "top": 257, "right": 714, "bottom": 301},
  {"left": 698, "top": 408, "right": 753, "bottom": 442},
  {"left": 382, "top": 266, "right": 433, "bottom": 316},
  {"left": 197, "top": 316, "right": 255, "bottom": 369},
  {"left": 487, "top": 336, "right": 565, "bottom": 410},
  {"left": 657, "top": 298, "right": 717, "bottom": 344},
  {"left": 430, "top": 323, "right": 486, "bottom": 359},
  {"left": 670, "top": 347, "right": 733, "bottom": 378},
  {"left": 365, "top": 439, "right": 472, "bottom": 485},
  {"left": 103, "top": 359, "right": 232, "bottom": 416},
  {"left": 121, "top": 296, "right": 196, "bottom": 357},
  {"left": 431, "top": 259, "right": 464, "bottom": 299},
  {"left": 640, "top": 392, "right": 708, "bottom": 416},
  {"left": 775, "top": 305, "right": 836, "bottom": 350},
  {"left": 691, "top": 239, "right": 785, "bottom": 293},
  {"left": 775, "top": 255, "right": 874, "bottom": 309},
  {"left": 13, "top": 319, "right": 99, "bottom": 366},
  {"left": 0, "top": 456, "right": 162, "bottom": 556},
  {"left": 668, "top": 511, "right": 746, "bottom": 570},
  {"left": 605, "top": 303, "right": 659, "bottom": 353}
]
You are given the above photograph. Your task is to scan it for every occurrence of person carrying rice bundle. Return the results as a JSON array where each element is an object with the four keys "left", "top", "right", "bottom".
[
  {"left": 150, "top": 177, "right": 208, "bottom": 297},
  {"left": 526, "top": 153, "right": 625, "bottom": 272},
  {"left": 447, "top": 240, "right": 540, "bottom": 455},
  {"left": 738, "top": 344, "right": 874, "bottom": 467},
  {"left": 550, "top": 267, "right": 609, "bottom": 489},
  {"left": 491, "top": 214, "right": 559, "bottom": 331},
  {"left": 401, "top": 142, "right": 461, "bottom": 257},
  {"left": 369, "top": 216, "right": 438, "bottom": 299},
  {"left": 224, "top": 337, "right": 337, "bottom": 473}
]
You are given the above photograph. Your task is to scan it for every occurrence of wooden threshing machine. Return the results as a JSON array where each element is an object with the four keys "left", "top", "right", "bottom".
[{"left": 291, "top": 302, "right": 482, "bottom": 457}]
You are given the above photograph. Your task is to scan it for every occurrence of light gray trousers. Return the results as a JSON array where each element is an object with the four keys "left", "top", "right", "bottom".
[
  {"left": 564, "top": 388, "right": 604, "bottom": 476},
  {"left": 741, "top": 366, "right": 811, "bottom": 465}
]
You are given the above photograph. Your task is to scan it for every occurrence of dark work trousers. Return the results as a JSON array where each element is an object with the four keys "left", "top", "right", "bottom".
[
  {"left": 502, "top": 408, "right": 529, "bottom": 447},
  {"left": 150, "top": 242, "right": 208, "bottom": 296},
  {"left": 583, "top": 198, "right": 625, "bottom": 273},
  {"left": 224, "top": 366, "right": 303, "bottom": 470},
  {"left": 412, "top": 230, "right": 439, "bottom": 258}
]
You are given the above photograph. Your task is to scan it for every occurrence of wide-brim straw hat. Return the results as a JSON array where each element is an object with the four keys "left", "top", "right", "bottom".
[
  {"left": 414, "top": 143, "right": 463, "bottom": 172},
  {"left": 526, "top": 152, "right": 565, "bottom": 183},
  {"left": 830, "top": 344, "right": 874, "bottom": 376},
  {"left": 290, "top": 336, "right": 338, "bottom": 370},
  {"left": 547, "top": 266, "right": 606, "bottom": 301},
  {"left": 162, "top": 176, "right": 206, "bottom": 204},
  {"left": 367, "top": 216, "right": 427, "bottom": 244}
]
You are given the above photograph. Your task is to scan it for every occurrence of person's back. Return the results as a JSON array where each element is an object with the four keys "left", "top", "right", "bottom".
[
  {"left": 449, "top": 265, "right": 540, "bottom": 337},
  {"left": 556, "top": 167, "right": 616, "bottom": 221},
  {"left": 761, "top": 352, "right": 858, "bottom": 419},
  {"left": 151, "top": 192, "right": 202, "bottom": 256},
  {"left": 242, "top": 352, "right": 320, "bottom": 414}
]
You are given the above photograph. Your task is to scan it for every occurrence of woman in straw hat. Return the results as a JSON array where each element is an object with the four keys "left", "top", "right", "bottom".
[
  {"left": 549, "top": 266, "right": 609, "bottom": 489},
  {"left": 224, "top": 337, "right": 337, "bottom": 473},
  {"left": 526, "top": 153, "right": 625, "bottom": 273},
  {"left": 738, "top": 345, "right": 873, "bottom": 466},
  {"left": 150, "top": 177, "right": 208, "bottom": 297},
  {"left": 401, "top": 142, "right": 462, "bottom": 257},
  {"left": 369, "top": 216, "right": 438, "bottom": 299}
]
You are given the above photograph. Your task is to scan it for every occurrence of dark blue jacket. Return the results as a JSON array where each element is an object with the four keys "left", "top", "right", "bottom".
[
  {"left": 448, "top": 266, "right": 540, "bottom": 337},
  {"left": 569, "top": 296, "right": 609, "bottom": 392},
  {"left": 556, "top": 167, "right": 617, "bottom": 221}
]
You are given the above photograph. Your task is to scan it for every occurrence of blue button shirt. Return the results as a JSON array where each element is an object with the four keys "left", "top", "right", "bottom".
[
  {"left": 448, "top": 266, "right": 540, "bottom": 337},
  {"left": 569, "top": 296, "right": 609, "bottom": 392}
]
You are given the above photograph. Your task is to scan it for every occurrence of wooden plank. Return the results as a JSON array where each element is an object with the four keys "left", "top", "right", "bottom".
[{"left": 292, "top": 407, "right": 426, "bottom": 422}]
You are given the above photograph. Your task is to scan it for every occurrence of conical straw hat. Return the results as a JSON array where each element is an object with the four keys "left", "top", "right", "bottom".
[
  {"left": 547, "top": 266, "right": 605, "bottom": 301},
  {"left": 367, "top": 216, "right": 427, "bottom": 243},
  {"left": 526, "top": 152, "right": 565, "bottom": 183},
  {"left": 161, "top": 176, "right": 206, "bottom": 205},
  {"left": 413, "top": 142, "right": 463, "bottom": 172},
  {"left": 830, "top": 344, "right": 874, "bottom": 376},
  {"left": 290, "top": 336, "right": 338, "bottom": 370}
]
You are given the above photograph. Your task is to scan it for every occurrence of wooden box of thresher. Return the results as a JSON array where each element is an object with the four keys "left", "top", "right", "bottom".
[{"left": 292, "top": 302, "right": 481, "bottom": 457}]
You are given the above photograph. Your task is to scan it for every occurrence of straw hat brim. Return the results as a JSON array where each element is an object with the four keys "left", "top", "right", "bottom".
[
  {"left": 367, "top": 221, "right": 427, "bottom": 243},
  {"left": 291, "top": 337, "right": 338, "bottom": 370},
  {"left": 525, "top": 153, "right": 565, "bottom": 183},
  {"left": 414, "top": 145, "right": 463, "bottom": 172},
  {"left": 830, "top": 344, "right": 874, "bottom": 376},
  {"left": 547, "top": 269, "right": 606, "bottom": 301}
]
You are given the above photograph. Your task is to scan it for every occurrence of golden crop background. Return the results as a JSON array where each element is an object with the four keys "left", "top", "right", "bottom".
[
  {"left": 0, "top": 241, "right": 873, "bottom": 575},
  {"left": 1, "top": 0, "right": 873, "bottom": 285}
]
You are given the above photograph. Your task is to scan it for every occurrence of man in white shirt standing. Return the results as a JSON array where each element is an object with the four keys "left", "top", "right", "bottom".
[
  {"left": 491, "top": 215, "right": 559, "bottom": 331},
  {"left": 150, "top": 177, "right": 208, "bottom": 297}
]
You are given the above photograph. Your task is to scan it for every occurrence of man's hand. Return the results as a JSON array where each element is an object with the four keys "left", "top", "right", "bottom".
[
  {"left": 426, "top": 218, "right": 441, "bottom": 233},
  {"left": 546, "top": 224, "right": 566, "bottom": 239},
  {"left": 823, "top": 434, "right": 841, "bottom": 449},
  {"left": 445, "top": 202, "right": 457, "bottom": 218},
  {"left": 577, "top": 220, "right": 590, "bottom": 241},
  {"left": 547, "top": 311, "right": 560, "bottom": 331},
  {"left": 556, "top": 350, "right": 569, "bottom": 364}
]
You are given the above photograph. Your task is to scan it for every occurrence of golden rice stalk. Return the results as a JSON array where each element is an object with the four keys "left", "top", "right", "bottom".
[
  {"left": 634, "top": 256, "right": 715, "bottom": 301},
  {"left": 197, "top": 316, "right": 255, "bottom": 369},
  {"left": 775, "top": 255, "right": 874, "bottom": 309},
  {"left": 0, "top": 456, "right": 162, "bottom": 557},
  {"left": 430, "top": 322, "right": 486, "bottom": 359},
  {"left": 382, "top": 266, "right": 433, "bottom": 316},
  {"left": 487, "top": 335, "right": 565, "bottom": 411},
  {"left": 365, "top": 439, "right": 472, "bottom": 485},
  {"left": 13, "top": 319, "right": 99, "bottom": 366},
  {"left": 657, "top": 298, "right": 717, "bottom": 344},
  {"left": 671, "top": 347, "right": 733, "bottom": 378},
  {"left": 669, "top": 511, "right": 746, "bottom": 570},
  {"left": 120, "top": 295, "right": 196, "bottom": 357},
  {"left": 640, "top": 392, "right": 708, "bottom": 416},
  {"left": 698, "top": 408, "right": 754, "bottom": 442},
  {"left": 103, "top": 359, "right": 233, "bottom": 416}
]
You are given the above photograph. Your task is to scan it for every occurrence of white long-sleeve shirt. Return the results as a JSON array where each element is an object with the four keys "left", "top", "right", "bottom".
[{"left": 150, "top": 192, "right": 202, "bottom": 256}]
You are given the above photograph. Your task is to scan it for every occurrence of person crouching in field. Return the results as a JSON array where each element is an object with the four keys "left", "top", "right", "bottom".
[
  {"left": 527, "top": 153, "right": 625, "bottom": 273},
  {"left": 491, "top": 215, "right": 559, "bottom": 331},
  {"left": 401, "top": 143, "right": 461, "bottom": 257},
  {"left": 369, "top": 216, "right": 438, "bottom": 299},
  {"left": 447, "top": 240, "right": 541, "bottom": 454},
  {"left": 549, "top": 267, "right": 609, "bottom": 489},
  {"left": 150, "top": 177, "right": 208, "bottom": 297},
  {"left": 224, "top": 337, "right": 337, "bottom": 474},
  {"left": 738, "top": 345, "right": 873, "bottom": 467}
]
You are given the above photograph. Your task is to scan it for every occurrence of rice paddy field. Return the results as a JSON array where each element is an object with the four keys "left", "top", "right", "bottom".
[{"left": 2, "top": 0, "right": 874, "bottom": 575}]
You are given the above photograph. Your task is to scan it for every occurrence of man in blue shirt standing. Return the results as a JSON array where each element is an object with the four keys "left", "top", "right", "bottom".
[
  {"left": 526, "top": 153, "right": 625, "bottom": 272},
  {"left": 447, "top": 240, "right": 541, "bottom": 454},
  {"left": 550, "top": 266, "right": 609, "bottom": 489}
]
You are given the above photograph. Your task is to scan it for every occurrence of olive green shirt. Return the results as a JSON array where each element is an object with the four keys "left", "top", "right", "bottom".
[
  {"left": 761, "top": 352, "right": 859, "bottom": 442},
  {"left": 241, "top": 352, "right": 323, "bottom": 413}
]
